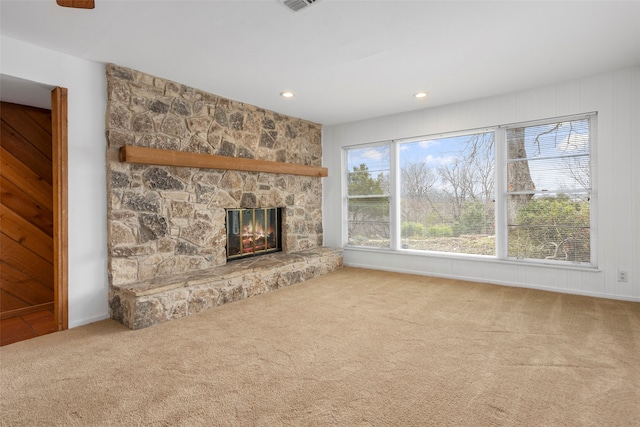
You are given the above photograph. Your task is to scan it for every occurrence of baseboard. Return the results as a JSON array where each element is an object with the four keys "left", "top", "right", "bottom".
[{"left": 343, "top": 262, "right": 640, "bottom": 303}]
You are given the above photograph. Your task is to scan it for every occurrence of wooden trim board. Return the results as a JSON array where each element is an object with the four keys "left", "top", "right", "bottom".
[
  {"left": 120, "top": 146, "right": 328, "bottom": 177},
  {"left": 51, "top": 87, "right": 68, "bottom": 331}
]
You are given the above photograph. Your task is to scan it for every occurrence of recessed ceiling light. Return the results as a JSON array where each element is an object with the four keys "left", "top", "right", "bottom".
[
  {"left": 280, "top": 91, "right": 295, "bottom": 98},
  {"left": 413, "top": 92, "right": 428, "bottom": 99}
]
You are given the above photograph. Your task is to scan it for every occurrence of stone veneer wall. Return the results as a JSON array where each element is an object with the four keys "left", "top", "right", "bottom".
[{"left": 106, "top": 64, "right": 324, "bottom": 287}]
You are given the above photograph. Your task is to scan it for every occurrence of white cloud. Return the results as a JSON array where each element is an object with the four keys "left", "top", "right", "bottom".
[
  {"left": 419, "top": 139, "right": 439, "bottom": 149},
  {"left": 558, "top": 133, "right": 588, "bottom": 152},
  {"left": 425, "top": 154, "right": 457, "bottom": 166},
  {"left": 362, "top": 148, "right": 384, "bottom": 160}
]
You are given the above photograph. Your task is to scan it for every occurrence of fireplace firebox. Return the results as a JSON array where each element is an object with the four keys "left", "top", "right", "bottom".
[{"left": 226, "top": 208, "right": 282, "bottom": 260}]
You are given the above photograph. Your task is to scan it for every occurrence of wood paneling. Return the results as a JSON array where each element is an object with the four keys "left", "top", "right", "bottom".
[
  {"left": 0, "top": 235, "right": 53, "bottom": 289},
  {"left": 0, "top": 102, "right": 52, "bottom": 160},
  {"left": 0, "top": 307, "right": 56, "bottom": 346},
  {"left": 0, "top": 262, "right": 53, "bottom": 308},
  {"left": 0, "top": 176, "right": 54, "bottom": 235},
  {"left": 0, "top": 290, "right": 29, "bottom": 313},
  {"left": 1, "top": 101, "right": 54, "bottom": 322},
  {"left": 0, "top": 205, "right": 53, "bottom": 263},
  {"left": 0, "top": 121, "right": 53, "bottom": 185},
  {"left": 1, "top": 147, "right": 53, "bottom": 211},
  {"left": 24, "top": 108, "right": 53, "bottom": 135},
  {"left": 0, "top": 316, "right": 37, "bottom": 346},
  {"left": 0, "top": 302, "right": 54, "bottom": 321}
]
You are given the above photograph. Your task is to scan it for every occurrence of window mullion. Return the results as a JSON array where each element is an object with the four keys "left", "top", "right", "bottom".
[
  {"left": 589, "top": 115, "right": 598, "bottom": 267},
  {"left": 495, "top": 127, "right": 508, "bottom": 259},
  {"left": 390, "top": 140, "right": 400, "bottom": 250},
  {"left": 341, "top": 147, "right": 349, "bottom": 247}
]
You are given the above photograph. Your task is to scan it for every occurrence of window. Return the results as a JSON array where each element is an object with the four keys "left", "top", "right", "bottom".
[
  {"left": 343, "top": 113, "right": 595, "bottom": 266},
  {"left": 399, "top": 131, "right": 495, "bottom": 255},
  {"left": 504, "top": 116, "right": 592, "bottom": 263},
  {"left": 345, "top": 144, "right": 390, "bottom": 248}
]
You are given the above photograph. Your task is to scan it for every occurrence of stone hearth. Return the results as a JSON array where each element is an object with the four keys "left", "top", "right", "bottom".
[{"left": 110, "top": 247, "right": 342, "bottom": 329}]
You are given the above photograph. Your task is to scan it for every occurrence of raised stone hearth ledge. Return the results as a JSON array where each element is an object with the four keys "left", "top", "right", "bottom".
[{"left": 109, "top": 247, "right": 343, "bottom": 329}]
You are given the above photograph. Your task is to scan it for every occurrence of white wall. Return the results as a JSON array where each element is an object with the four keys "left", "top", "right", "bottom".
[
  {"left": 1, "top": 36, "right": 636, "bottom": 330},
  {"left": 1, "top": 35, "right": 109, "bottom": 327},
  {"left": 323, "top": 66, "right": 640, "bottom": 301}
]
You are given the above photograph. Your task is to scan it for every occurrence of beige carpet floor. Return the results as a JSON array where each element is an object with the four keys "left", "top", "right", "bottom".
[{"left": 1, "top": 267, "right": 639, "bottom": 426}]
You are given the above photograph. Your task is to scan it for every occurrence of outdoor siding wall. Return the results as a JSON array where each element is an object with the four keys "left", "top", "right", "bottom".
[{"left": 323, "top": 66, "right": 640, "bottom": 301}]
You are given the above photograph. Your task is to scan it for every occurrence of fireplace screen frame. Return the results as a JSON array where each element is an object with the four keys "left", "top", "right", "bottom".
[{"left": 226, "top": 208, "right": 282, "bottom": 260}]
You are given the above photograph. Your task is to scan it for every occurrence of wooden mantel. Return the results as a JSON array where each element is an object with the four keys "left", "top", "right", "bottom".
[{"left": 119, "top": 146, "right": 328, "bottom": 177}]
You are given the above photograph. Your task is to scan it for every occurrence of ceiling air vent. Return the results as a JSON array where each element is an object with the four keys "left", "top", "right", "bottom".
[{"left": 282, "top": 0, "right": 318, "bottom": 13}]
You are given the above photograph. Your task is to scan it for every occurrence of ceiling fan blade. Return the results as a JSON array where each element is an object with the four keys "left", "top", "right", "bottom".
[{"left": 56, "top": 0, "right": 95, "bottom": 9}]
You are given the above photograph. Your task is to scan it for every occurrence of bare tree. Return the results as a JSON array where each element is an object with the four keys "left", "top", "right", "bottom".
[
  {"left": 562, "top": 156, "right": 590, "bottom": 190},
  {"left": 466, "top": 133, "right": 495, "bottom": 203},
  {"left": 438, "top": 132, "right": 495, "bottom": 222},
  {"left": 401, "top": 162, "right": 437, "bottom": 223},
  {"left": 438, "top": 158, "right": 476, "bottom": 221}
]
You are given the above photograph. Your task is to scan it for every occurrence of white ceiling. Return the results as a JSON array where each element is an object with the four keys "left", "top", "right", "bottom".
[{"left": 1, "top": 0, "right": 640, "bottom": 125}]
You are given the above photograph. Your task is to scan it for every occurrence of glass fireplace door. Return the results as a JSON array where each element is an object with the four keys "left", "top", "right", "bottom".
[{"left": 226, "top": 208, "right": 281, "bottom": 260}]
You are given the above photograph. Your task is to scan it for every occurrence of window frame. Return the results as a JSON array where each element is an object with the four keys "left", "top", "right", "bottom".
[
  {"left": 395, "top": 128, "right": 497, "bottom": 255},
  {"left": 342, "top": 141, "right": 393, "bottom": 249},
  {"left": 342, "top": 112, "right": 597, "bottom": 268},
  {"left": 497, "top": 113, "right": 597, "bottom": 267}
]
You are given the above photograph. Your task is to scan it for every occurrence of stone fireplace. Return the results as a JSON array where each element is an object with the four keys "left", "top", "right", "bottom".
[{"left": 105, "top": 64, "right": 342, "bottom": 328}]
